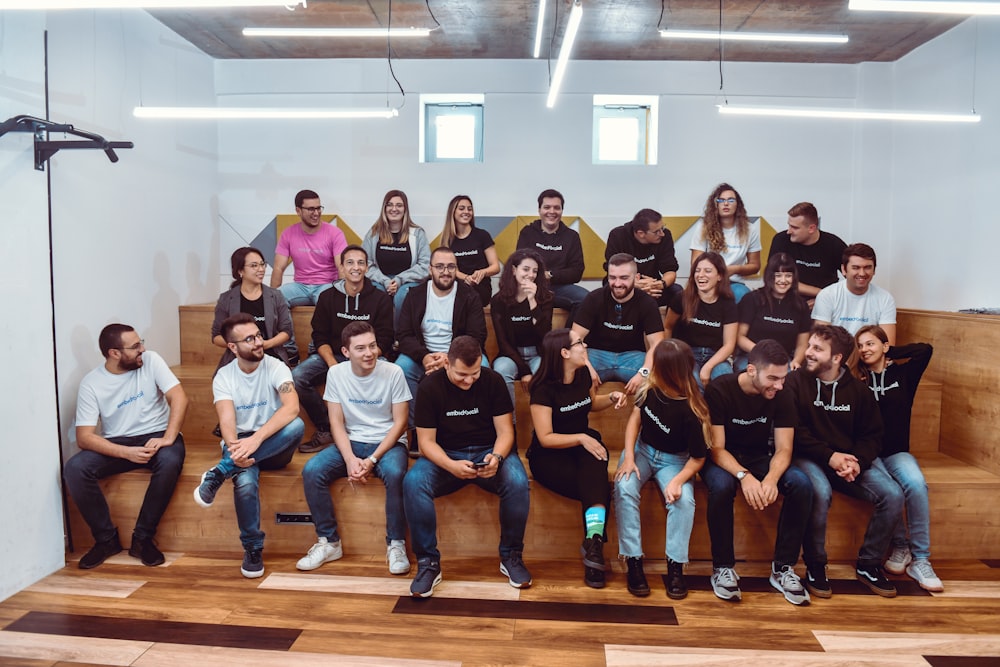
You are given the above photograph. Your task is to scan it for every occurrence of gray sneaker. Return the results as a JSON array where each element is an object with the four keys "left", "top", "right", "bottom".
[
  {"left": 499, "top": 552, "right": 533, "bottom": 589},
  {"left": 769, "top": 565, "right": 810, "bottom": 606},
  {"left": 410, "top": 558, "right": 442, "bottom": 598},
  {"left": 299, "top": 430, "right": 333, "bottom": 453},
  {"left": 241, "top": 548, "right": 264, "bottom": 578},
  {"left": 906, "top": 559, "right": 944, "bottom": 592},
  {"left": 710, "top": 567, "right": 741, "bottom": 601},
  {"left": 884, "top": 545, "right": 912, "bottom": 575},
  {"left": 194, "top": 468, "right": 225, "bottom": 508}
]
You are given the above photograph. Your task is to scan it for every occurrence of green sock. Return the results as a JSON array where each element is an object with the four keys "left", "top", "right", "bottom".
[{"left": 585, "top": 506, "right": 606, "bottom": 539}]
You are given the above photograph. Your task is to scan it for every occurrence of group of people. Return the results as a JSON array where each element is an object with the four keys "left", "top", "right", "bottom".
[{"left": 64, "top": 184, "right": 939, "bottom": 606}]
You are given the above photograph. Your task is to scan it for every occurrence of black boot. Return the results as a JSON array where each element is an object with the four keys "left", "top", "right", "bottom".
[
  {"left": 666, "top": 559, "right": 687, "bottom": 600},
  {"left": 582, "top": 535, "right": 605, "bottom": 569},
  {"left": 625, "top": 556, "right": 650, "bottom": 597},
  {"left": 79, "top": 529, "right": 123, "bottom": 570}
]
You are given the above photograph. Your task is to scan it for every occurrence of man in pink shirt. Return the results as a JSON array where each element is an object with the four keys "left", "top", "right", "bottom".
[{"left": 271, "top": 189, "right": 348, "bottom": 307}]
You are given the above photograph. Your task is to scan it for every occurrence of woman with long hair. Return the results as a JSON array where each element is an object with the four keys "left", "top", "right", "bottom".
[
  {"left": 440, "top": 194, "right": 500, "bottom": 307},
  {"left": 211, "top": 246, "right": 293, "bottom": 369},
  {"left": 528, "top": 328, "right": 626, "bottom": 589},
  {"left": 689, "top": 183, "right": 761, "bottom": 303},
  {"left": 361, "top": 190, "right": 431, "bottom": 319},
  {"left": 614, "top": 339, "right": 710, "bottom": 599},
  {"left": 854, "top": 325, "right": 941, "bottom": 591},
  {"left": 664, "top": 251, "right": 738, "bottom": 388},
  {"left": 491, "top": 248, "right": 554, "bottom": 407},
  {"left": 735, "top": 252, "right": 811, "bottom": 371}
]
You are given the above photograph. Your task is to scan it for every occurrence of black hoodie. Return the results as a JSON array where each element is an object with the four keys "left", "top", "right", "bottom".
[
  {"left": 310, "top": 277, "right": 394, "bottom": 360},
  {"left": 515, "top": 219, "right": 585, "bottom": 286},
  {"left": 862, "top": 343, "right": 932, "bottom": 458}
]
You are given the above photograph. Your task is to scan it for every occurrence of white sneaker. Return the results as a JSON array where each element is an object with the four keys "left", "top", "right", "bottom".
[
  {"left": 387, "top": 540, "right": 411, "bottom": 575},
  {"left": 296, "top": 537, "right": 343, "bottom": 571},
  {"left": 906, "top": 559, "right": 944, "bottom": 592},
  {"left": 884, "top": 545, "right": 912, "bottom": 575}
]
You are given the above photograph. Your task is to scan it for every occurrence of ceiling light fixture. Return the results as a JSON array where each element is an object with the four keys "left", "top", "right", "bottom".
[
  {"left": 533, "top": 0, "right": 547, "bottom": 58},
  {"left": 133, "top": 107, "right": 399, "bottom": 119},
  {"left": 0, "top": 0, "right": 304, "bottom": 8},
  {"left": 717, "top": 104, "right": 981, "bottom": 123},
  {"left": 243, "top": 26, "right": 431, "bottom": 38},
  {"left": 546, "top": 0, "right": 582, "bottom": 109},
  {"left": 660, "top": 29, "right": 848, "bottom": 44},
  {"left": 849, "top": 0, "right": 1000, "bottom": 15}
]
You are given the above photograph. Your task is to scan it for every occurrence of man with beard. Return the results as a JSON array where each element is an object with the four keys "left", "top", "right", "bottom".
[
  {"left": 701, "top": 339, "right": 812, "bottom": 606},
  {"left": 571, "top": 253, "right": 664, "bottom": 395},
  {"left": 65, "top": 324, "right": 188, "bottom": 569},
  {"left": 787, "top": 324, "right": 903, "bottom": 598},
  {"left": 395, "top": 247, "right": 487, "bottom": 431},
  {"left": 604, "top": 208, "right": 681, "bottom": 307},
  {"left": 294, "top": 245, "right": 395, "bottom": 453},
  {"left": 194, "top": 313, "right": 304, "bottom": 578},
  {"left": 812, "top": 243, "right": 896, "bottom": 344}
]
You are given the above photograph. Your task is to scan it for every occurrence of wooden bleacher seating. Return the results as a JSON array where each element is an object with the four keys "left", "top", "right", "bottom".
[{"left": 65, "top": 306, "right": 1000, "bottom": 563}]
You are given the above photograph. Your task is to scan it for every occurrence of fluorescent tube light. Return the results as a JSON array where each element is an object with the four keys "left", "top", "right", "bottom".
[
  {"left": 133, "top": 107, "right": 399, "bottom": 119},
  {"left": 546, "top": 1, "right": 582, "bottom": 109},
  {"left": 849, "top": 0, "right": 1000, "bottom": 15},
  {"left": 243, "top": 27, "right": 431, "bottom": 38},
  {"left": 660, "top": 29, "right": 848, "bottom": 44},
  {"left": 1, "top": 0, "right": 304, "bottom": 7},
  {"left": 717, "top": 104, "right": 981, "bottom": 123},
  {"left": 533, "top": 0, "right": 547, "bottom": 58}
]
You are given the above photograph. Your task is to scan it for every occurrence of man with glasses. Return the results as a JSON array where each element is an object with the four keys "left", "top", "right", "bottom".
[
  {"left": 571, "top": 253, "right": 664, "bottom": 395},
  {"left": 193, "top": 313, "right": 304, "bottom": 578},
  {"left": 396, "top": 247, "right": 487, "bottom": 437},
  {"left": 294, "top": 245, "right": 395, "bottom": 453},
  {"left": 65, "top": 324, "right": 188, "bottom": 569},
  {"left": 604, "top": 208, "right": 681, "bottom": 307},
  {"left": 271, "top": 189, "right": 348, "bottom": 365}
]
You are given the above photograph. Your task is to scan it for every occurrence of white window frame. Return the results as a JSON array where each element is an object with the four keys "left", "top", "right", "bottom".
[
  {"left": 419, "top": 94, "right": 485, "bottom": 163},
  {"left": 592, "top": 94, "right": 659, "bottom": 166}
]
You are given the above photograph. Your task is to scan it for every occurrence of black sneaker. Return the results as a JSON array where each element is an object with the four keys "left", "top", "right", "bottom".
[
  {"left": 582, "top": 535, "right": 605, "bottom": 570},
  {"left": 805, "top": 564, "right": 832, "bottom": 599},
  {"left": 666, "top": 559, "right": 687, "bottom": 600},
  {"left": 625, "top": 556, "right": 650, "bottom": 597},
  {"left": 128, "top": 535, "right": 165, "bottom": 567},
  {"left": 241, "top": 548, "right": 264, "bottom": 578},
  {"left": 855, "top": 562, "right": 897, "bottom": 597},
  {"left": 194, "top": 467, "right": 225, "bottom": 508},
  {"left": 410, "top": 558, "right": 442, "bottom": 598},
  {"left": 79, "top": 533, "right": 123, "bottom": 569},
  {"left": 499, "top": 551, "right": 533, "bottom": 588}
]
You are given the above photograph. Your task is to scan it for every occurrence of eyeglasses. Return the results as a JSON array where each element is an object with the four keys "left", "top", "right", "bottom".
[
  {"left": 715, "top": 198, "right": 737, "bottom": 205},
  {"left": 644, "top": 227, "right": 666, "bottom": 236},
  {"left": 300, "top": 206, "right": 324, "bottom": 213},
  {"left": 431, "top": 263, "right": 458, "bottom": 272},
  {"left": 569, "top": 339, "right": 587, "bottom": 348},
  {"left": 232, "top": 333, "right": 264, "bottom": 345},
  {"left": 120, "top": 339, "right": 145, "bottom": 351},
  {"left": 244, "top": 262, "right": 266, "bottom": 270}
]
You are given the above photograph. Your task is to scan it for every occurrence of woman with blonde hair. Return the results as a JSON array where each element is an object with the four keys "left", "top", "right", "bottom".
[
  {"left": 362, "top": 190, "right": 431, "bottom": 319},
  {"left": 440, "top": 194, "right": 500, "bottom": 307},
  {"left": 689, "top": 183, "right": 760, "bottom": 303},
  {"left": 614, "top": 338, "right": 710, "bottom": 599}
]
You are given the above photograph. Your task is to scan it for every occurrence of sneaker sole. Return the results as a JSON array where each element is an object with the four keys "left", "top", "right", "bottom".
[
  {"left": 769, "top": 575, "right": 810, "bottom": 606},
  {"left": 79, "top": 546, "right": 123, "bottom": 570},
  {"left": 193, "top": 472, "right": 218, "bottom": 508},
  {"left": 128, "top": 549, "right": 165, "bottom": 567},
  {"left": 628, "top": 585, "right": 651, "bottom": 598},
  {"left": 666, "top": 589, "right": 688, "bottom": 600},
  {"left": 711, "top": 579, "right": 742, "bottom": 602},
  {"left": 855, "top": 573, "right": 897, "bottom": 597},
  {"left": 805, "top": 582, "right": 833, "bottom": 599},
  {"left": 411, "top": 571, "right": 442, "bottom": 598},
  {"left": 884, "top": 561, "right": 911, "bottom": 576},
  {"left": 241, "top": 567, "right": 265, "bottom": 579},
  {"left": 296, "top": 553, "right": 342, "bottom": 571},
  {"left": 499, "top": 564, "right": 532, "bottom": 589}
]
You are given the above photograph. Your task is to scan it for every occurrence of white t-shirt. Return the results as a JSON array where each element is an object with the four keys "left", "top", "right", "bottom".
[
  {"left": 811, "top": 281, "right": 897, "bottom": 335},
  {"left": 689, "top": 219, "right": 762, "bottom": 284},
  {"left": 75, "top": 351, "right": 180, "bottom": 438},
  {"left": 323, "top": 360, "right": 411, "bottom": 444},
  {"left": 212, "top": 355, "right": 293, "bottom": 434},
  {"left": 422, "top": 282, "right": 457, "bottom": 353}
]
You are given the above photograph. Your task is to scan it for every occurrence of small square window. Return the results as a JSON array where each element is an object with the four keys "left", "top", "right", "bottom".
[
  {"left": 592, "top": 95, "right": 658, "bottom": 165},
  {"left": 420, "top": 95, "right": 485, "bottom": 163}
]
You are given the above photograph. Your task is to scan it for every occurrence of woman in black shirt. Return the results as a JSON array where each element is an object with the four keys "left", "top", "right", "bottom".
[
  {"left": 735, "top": 252, "right": 810, "bottom": 371},
  {"left": 439, "top": 194, "right": 500, "bottom": 307}
]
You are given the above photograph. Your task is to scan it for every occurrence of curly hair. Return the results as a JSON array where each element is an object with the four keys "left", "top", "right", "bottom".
[
  {"left": 495, "top": 248, "right": 553, "bottom": 307},
  {"left": 698, "top": 182, "right": 750, "bottom": 253}
]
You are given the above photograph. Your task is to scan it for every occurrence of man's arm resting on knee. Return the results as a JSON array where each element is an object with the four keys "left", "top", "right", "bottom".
[{"left": 144, "top": 385, "right": 188, "bottom": 450}]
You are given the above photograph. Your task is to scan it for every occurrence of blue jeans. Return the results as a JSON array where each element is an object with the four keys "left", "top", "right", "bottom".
[
  {"left": 280, "top": 282, "right": 333, "bottom": 306},
  {"left": 215, "top": 418, "right": 304, "bottom": 550},
  {"left": 551, "top": 283, "right": 589, "bottom": 326},
  {"left": 875, "top": 453, "right": 931, "bottom": 560},
  {"left": 373, "top": 279, "right": 420, "bottom": 329},
  {"left": 403, "top": 446, "right": 530, "bottom": 561},
  {"left": 702, "top": 456, "right": 812, "bottom": 568},
  {"left": 586, "top": 348, "right": 647, "bottom": 384},
  {"left": 614, "top": 440, "right": 696, "bottom": 562},
  {"left": 396, "top": 354, "right": 489, "bottom": 427},
  {"left": 691, "top": 346, "right": 734, "bottom": 390},
  {"left": 730, "top": 282, "right": 750, "bottom": 304},
  {"left": 492, "top": 349, "right": 541, "bottom": 410},
  {"left": 292, "top": 352, "right": 346, "bottom": 432},
  {"left": 302, "top": 440, "right": 408, "bottom": 544},
  {"left": 791, "top": 456, "right": 904, "bottom": 567},
  {"left": 64, "top": 431, "right": 186, "bottom": 543}
]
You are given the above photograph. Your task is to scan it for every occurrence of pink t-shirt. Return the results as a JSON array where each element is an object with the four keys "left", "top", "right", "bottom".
[{"left": 275, "top": 222, "right": 348, "bottom": 284}]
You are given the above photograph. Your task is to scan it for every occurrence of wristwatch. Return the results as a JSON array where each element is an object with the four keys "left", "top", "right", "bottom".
[
  {"left": 736, "top": 470, "right": 749, "bottom": 481},
  {"left": 638, "top": 367, "right": 650, "bottom": 378},
  {"left": 368, "top": 455, "right": 379, "bottom": 465},
  {"left": 490, "top": 452, "right": 505, "bottom": 465}
]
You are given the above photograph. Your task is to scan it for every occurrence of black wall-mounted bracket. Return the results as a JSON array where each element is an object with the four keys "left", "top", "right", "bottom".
[{"left": 0, "top": 114, "right": 134, "bottom": 171}]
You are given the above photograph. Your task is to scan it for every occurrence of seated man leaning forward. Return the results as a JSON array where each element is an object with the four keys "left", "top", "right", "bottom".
[
  {"left": 296, "top": 322, "right": 412, "bottom": 575},
  {"left": 403, "top": 336, "right": 531, "bottom": 597},
  {"left": 65, "top": 323, "right": 188, "bottom": 569},
  {"left": 604, "top": 208, "right": 682, "bottom": 307},
  {"left": 194, "top": 312, "right": 304, "bottom": 579},
  {"left": 572, "top": 252, "right": 664, "bottom": 395}
]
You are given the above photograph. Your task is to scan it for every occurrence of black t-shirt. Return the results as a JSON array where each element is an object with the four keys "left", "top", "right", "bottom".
[
  {"left": 414, "top": 366, "right": 513, "bottom": 450},
  {"left": 769, "top": 231, "right": 846, "bottom": 290},
  {"left": 669, "top": 292, "right": 738, "bottom": 350},
  {"left": 637, "top": 390, "right": 708, "bottom": 457},
  {"left": 376, "top": 232, "right": 412, "bottom": 277},
  {"left": 501, "top": 297, "right": 545, "bottom": 348},
  {"left": 738, "top": 289, "right": 811, "bottom": 356},
  {"left": 576, "top": 287, "right": 663, "bottom": 353},
  {"left": 450, "top": 227, "right": 494, "bottom": 306},
  {"left": 705, "top": 373, "right": 796, "bottom": 461},
  {"left": 529, "top": 367, "right": 592, "bottom": 436},
  {"left": 239, "top": 293, "right": 279, "bottom": 359},
  {"left": 604, "top": 224, "right": 680, "bottom": 279}
]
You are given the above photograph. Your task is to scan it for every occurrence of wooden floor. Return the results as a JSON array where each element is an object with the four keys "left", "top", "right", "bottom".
[{"left": 2, "top": 554, "right": 1000, "bottom": 666}]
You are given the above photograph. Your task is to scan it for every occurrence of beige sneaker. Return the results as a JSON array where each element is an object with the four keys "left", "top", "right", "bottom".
[{"left": 387, "top": 540, "right": 410, "bottom": 575}]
